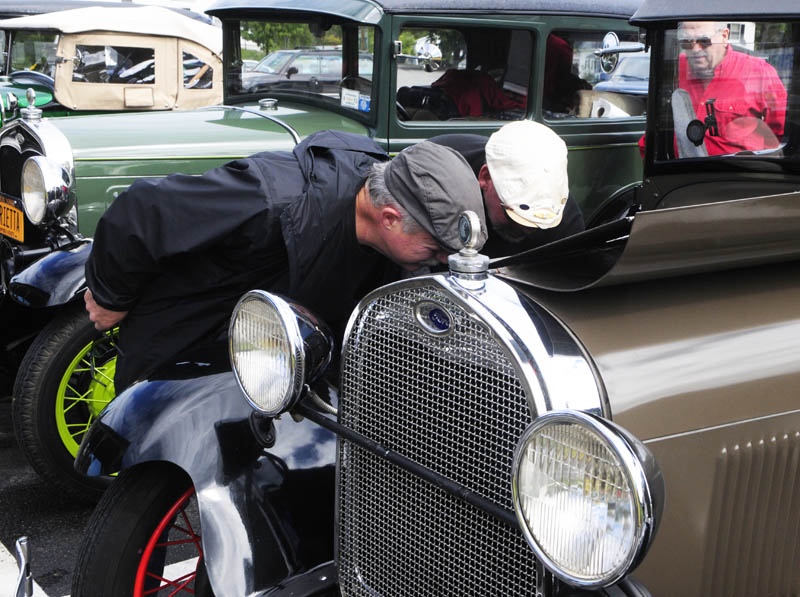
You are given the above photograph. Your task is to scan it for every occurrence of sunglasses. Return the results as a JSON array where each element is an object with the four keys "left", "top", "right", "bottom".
[{"left": 678, "top": 36, "right": 714, "bottom": 50}]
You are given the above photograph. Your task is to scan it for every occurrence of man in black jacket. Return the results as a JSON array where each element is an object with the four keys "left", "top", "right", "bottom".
[
  {"left": 431, "top": 120, "right": 585, "bottom": 258},
  {"left": 84, "top": 131, "right": 485, "bottom": 391}
]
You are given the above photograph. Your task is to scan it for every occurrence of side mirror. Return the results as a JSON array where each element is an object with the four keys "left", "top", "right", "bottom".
[{"left": 286, "top": 66, "right": 298, "bottom": 79}]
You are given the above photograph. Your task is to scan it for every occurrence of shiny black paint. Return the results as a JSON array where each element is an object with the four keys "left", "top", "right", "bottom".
[
  {"left": 8, "top": 240, "right": 90, "bottom": 308},
  {"left": 76, "top": 351, "right": 337, "bottom": 595}
]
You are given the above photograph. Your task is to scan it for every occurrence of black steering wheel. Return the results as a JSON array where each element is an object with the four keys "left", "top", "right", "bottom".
[{"left": 396, "top": 101, "right": 410, "bottom": 121}]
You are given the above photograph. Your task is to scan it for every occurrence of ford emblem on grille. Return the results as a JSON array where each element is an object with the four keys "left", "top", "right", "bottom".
[{"left": 414, "top": 301, "right": 453, "bottom": 335}]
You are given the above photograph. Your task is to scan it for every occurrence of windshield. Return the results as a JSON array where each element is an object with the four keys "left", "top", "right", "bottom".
[
  {"left": 654, "top": 20, "right": 797, "bottom": 162},
  {"left": 8, "top": 30, "right": 59, "bottom": 77},
  {"left": 227, "top": 19, "right": 377, "bottom": 118}
]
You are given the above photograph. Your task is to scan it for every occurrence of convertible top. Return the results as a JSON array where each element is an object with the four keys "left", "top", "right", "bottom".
[
  {"left": 0, "top": 6, "right": 222, "bottom": 55},
  {"left": 632, "top": 0, "right": 799, "bottom": 23},
  {"left": 207, "top": 0, "right": 641, "bottom": 23}
]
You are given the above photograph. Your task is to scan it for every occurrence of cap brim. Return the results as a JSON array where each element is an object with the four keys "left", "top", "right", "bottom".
[{"left": 504, "top": 206, "right": 564, "bottom": 229}]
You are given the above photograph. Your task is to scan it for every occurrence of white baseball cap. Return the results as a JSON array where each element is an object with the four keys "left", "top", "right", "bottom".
[{"left": 485, "top": 120, "right": 569, "bottom": 229}]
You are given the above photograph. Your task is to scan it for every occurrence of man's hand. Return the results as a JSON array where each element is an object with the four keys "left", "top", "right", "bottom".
[{"left": 84, "top": 289, "right": 128, "bottom": 331}]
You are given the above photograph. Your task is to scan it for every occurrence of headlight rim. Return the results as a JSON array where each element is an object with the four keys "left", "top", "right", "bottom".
[
  {"left": 228, "top": 289, "right": 306, "bottom": 417},
  {"left": 511, "top": 409, "right": 655, "bottom": 589},
  {"left": 20, "top": 155, "right": 69, "bottom": 225}
]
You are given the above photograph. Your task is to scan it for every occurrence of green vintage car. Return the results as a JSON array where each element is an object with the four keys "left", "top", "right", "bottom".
[{"left": 0, "top": 0, "right": 646, "bottom": 499}]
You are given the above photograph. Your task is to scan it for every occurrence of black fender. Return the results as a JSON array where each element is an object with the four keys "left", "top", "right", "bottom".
[
  {"left": 76, "top": 357, "right": 337, "bottom": 597},
  {"left": 9, "top": 240, "right": 91, "bottom": 308}
]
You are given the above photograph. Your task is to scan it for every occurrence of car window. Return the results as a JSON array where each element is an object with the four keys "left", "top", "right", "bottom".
[
  {"left": 544, "top": 29, "right": 646, "bottom": 120},
  {"left": 292, "top": 54, "right": 321, "bottom": 76},
  {"left": 253, "top": 51, "right": 293, "bottom": 74},
  {"left": 655, "top": 21, "right": 796, "bottom": 161},
  {"left": 10, "top": 30, "right": 59, "bottom": 77},
  {"left": 233, "top": 21, "right": 376, "bottom": 117},
  {"left": 73, "top": 44, "right": 155, "bottom": 84},
  {"left": 320, "top": 55, "right": 341, "bottom": 76},
  {"left": 395, "top": 26, "right": 529, "bottom": 121},
  {"left": 183, "top": 50, "right": 214, "bottom": 89}
]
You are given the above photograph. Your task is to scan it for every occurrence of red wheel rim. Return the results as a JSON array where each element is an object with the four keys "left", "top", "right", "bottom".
[{"left": 134, "top": 486, "right": 203, "bottom": 596}]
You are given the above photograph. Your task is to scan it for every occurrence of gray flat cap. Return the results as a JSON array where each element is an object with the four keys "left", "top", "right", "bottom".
[{"left": 384, "top": 141, "right": 486, "bottom": 253}]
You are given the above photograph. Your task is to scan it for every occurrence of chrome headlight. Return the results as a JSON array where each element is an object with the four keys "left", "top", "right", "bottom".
[
  {"left": 512, "top": 410, "right": 663, "bottom": 588},
  {"left": 21, "top": 156, "right": 70, "bottom": 225},
  {"left": 229, "top": 290, "right": 332, "bottom": 416}
]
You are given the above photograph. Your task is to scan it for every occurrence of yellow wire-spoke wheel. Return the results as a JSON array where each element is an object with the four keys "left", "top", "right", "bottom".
[{"left": 55, "top": 328, "right": 118, "bottom": 458}]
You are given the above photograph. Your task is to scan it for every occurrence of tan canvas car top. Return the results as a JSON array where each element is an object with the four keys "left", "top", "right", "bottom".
[
  {"left": 0, "top": 5, "right": 223, "bottom": 110},
  {"left": 0, "top": 6, "right": 222, "bottom": 55}
]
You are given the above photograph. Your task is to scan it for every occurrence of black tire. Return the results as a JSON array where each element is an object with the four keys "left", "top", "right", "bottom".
[
  {"left": 72, "top": 462, "right": 210, "bottom": 596},
  {"left": 12, "top": 304, "right": 115, "bottom": 502}
]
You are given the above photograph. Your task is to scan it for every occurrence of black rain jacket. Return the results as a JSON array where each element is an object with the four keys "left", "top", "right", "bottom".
[{"left": 86, "top": 130, "right": 392, "bottom": 391}]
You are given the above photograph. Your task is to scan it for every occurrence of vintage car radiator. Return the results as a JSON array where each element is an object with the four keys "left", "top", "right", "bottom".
[{"left": 337, "top": 280, "right": 550, "bottom": 596}]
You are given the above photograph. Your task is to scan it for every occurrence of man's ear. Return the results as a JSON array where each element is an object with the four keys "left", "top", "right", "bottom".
[
  {"left": 477, "top": 164, "right": 492, "bottom": 192},
  {"left": 379, "top": 205, "right": 403, "bottom": 230}
]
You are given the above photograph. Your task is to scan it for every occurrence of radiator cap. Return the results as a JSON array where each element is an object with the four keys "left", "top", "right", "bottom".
[{"left": 448, "top": 210, "right": 489, "bottom": 279}]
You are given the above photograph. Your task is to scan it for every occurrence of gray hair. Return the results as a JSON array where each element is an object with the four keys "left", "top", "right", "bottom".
[{"left": 366, "top": 161, "right": 425, "bottom": 235}]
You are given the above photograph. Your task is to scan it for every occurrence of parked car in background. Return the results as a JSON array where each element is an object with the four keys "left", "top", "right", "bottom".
[
  {"left": 241, "top": 48, "right": 373, "bottom": 94},
  {"left": 594, "top": 52, "right": 650, "bottom": 96},
  {"left": 0, "top": 0, "right": 647, "bottom": 502},
  {"left": 56, "top": 0, "right": 800, "bottom": 596},
  {"left": 0, "top": 4, "right": 222, "bottom": 119}
]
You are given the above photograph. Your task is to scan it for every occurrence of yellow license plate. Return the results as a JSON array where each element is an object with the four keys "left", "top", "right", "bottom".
[{"left": 0, "top": 200, "right": 24, "bottom": 242}]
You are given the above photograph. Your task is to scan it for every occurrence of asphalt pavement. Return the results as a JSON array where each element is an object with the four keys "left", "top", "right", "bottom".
[{"left": 0, "top": 395, "right": 93, "bottom": 597}]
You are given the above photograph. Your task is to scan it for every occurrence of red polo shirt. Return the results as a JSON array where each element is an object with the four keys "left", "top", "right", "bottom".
[
  {"left": 639, "top": 46, "right": 787, "bottom": 157},
  {"left": 678, "top": 48, "right": 787, "bottom": 154}
]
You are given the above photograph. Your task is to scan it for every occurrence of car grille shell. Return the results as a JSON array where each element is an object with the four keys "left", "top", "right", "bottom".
[{"left": 337, "top": 281, "right": 547, "bottom": 596}]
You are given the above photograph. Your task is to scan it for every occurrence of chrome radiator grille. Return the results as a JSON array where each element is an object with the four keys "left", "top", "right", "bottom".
[{"left": 338, "top": 283, "right": 543, "bottom": 596}]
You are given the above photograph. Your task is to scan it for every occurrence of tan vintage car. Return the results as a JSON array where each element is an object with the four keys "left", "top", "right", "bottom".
[{"left": 0, "top": 4, "right": 222, "bottom": 114}]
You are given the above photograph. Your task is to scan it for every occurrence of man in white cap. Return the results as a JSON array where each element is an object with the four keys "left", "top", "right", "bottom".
[{"left": 431, "top": 120, "right": 585, "bottom": 257}]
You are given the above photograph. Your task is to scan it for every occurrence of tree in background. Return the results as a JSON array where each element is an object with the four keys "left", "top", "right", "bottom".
[{"left": 242, "top": 22, "right": 343, "bottom": 53}]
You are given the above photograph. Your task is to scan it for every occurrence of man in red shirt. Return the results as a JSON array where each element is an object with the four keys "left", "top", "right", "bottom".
[
  {"left": 677, "top": 21, "right": 787, "bottom": 155},
  {"left": 640, "top": 21, "right": 787, "bottom": 157}
]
